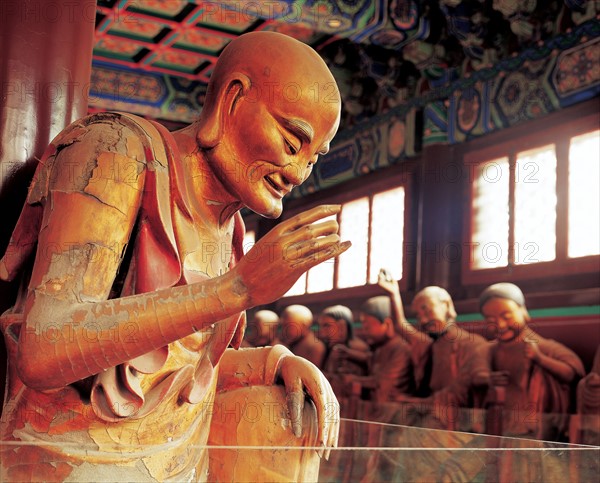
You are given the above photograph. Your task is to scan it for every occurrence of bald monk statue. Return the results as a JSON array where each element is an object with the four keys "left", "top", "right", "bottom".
[
  {"left": 280, "top": 304, "right": 326, "bottom": 368},
  {"left": 377, "top": 270, "right": 490, "bottom": 419},
  {"left": 0, "top": 32, "right": 349, "bottom": 482},
  {"left": 479, "top": 283, "right": 585, "bottom": 440},
  {"left": 242, "top": 309, "right": 280, "bottom": 347}
]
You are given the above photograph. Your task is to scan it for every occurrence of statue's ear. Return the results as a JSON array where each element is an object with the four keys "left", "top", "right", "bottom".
[
  {"left": 197, "top": 72, "right": 251, "bottom": 149},
  {"left": 445, "top": 299, "right": 457, "bottom": 321}
]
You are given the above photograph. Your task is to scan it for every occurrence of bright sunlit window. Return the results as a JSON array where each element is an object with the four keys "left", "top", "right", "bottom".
[
  {"left": 568, "top": 130, "right": 600, "bottom": 258},
  {"left": 337, "top": 197, "right": 369, "bottom": 288},
  {"left": 471, "top": 158, "right": 510, "bottom": 268},
  {"left": 284, "top": 186, "right": 406, "bottom": 296},
  {"left": 468, "top": 122, "right": 599, "bottom": 276},
  {"left": 369, "top": 187, "right": 405, "bottom": 283},
  {"left": 286, "top": 272, "right": 307, "bottom": 297},
  {"left": 514, "top": 145, "right": 557, "bottom": 264}
]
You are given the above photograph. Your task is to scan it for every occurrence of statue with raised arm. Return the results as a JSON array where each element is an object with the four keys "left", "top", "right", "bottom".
[
  {"left": 0, "top": 31, "right": 349, "bottom": 482},
  {"left": 377, "top": 270, "right": 490, "bottom": 422}
]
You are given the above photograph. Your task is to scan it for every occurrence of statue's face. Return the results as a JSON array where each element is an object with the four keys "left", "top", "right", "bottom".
[
  {"left": 318, "top": 314, "right": 347, "bottom": 347},
  {"left": 481, "top": 297, "right": 528, "bottom": 342},
  {"left": 412, "top": 295, "right": 450, "bottom": 334},
  {"left": 214, "top": 83, "right": 340, "bottom": 218},
  {"left": 360, "top": 313, "right": 387, "bottom": 347}
]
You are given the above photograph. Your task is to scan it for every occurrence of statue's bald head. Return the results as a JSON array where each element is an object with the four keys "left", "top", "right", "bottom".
[
  {"left": 246, "top": 309, "right": 279, "bottom": 346},
  {"left": 279, "top": 304, "right": 314, "bottom": 345},
  {"left": 253, "top": 309, "right": 280, "bottom": 325},
  {"left": 195, "top": 31, "right": 341, "bottom": 219},
  {"left": 198, "top": 31, "right": 341, "bottom": 149},
  {"left": 212, "top": 31, "right": 337, "bottom": 96},
  {"left": 412, "top": 286, "right": 458, "bottom": 333},
  {"left": 281, "top": 304, "right": 314, "bottom": 328}
]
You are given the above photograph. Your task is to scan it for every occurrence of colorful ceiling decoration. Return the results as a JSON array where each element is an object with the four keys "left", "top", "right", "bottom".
[
  {"left": 293, "top": 20, "right": 599, "bottom": 197},
  {"left": 90, "top": 1, "right": 599, "bottom": 127}
]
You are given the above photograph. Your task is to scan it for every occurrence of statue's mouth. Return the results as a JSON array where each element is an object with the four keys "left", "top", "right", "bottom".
[
  {"left": 497, "top": 328, "right": 515, "bottom": 338},
  {"left": 263, "top": 175, "right": 287, "bottom": 198}
]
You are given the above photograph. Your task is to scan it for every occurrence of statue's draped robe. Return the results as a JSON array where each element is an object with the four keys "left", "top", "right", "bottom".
[
  {"left": 412, "top": 324, "right": 490, "bottom": 406},
  {"left": 322, "top": 337, "right": 369, "bottom": 399},
  {"left": 0, "top": 113, "right": 245, "bottom": 482},
  {"left": 369, "top": 336, "right": 414, "bottom": 403},
  {"left": 490, "top": 328, "right": 585, "bottom": 440}
]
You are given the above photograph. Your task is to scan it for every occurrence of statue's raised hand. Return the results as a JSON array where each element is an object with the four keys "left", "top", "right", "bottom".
[
  {"left": 234, "top": 205, "right": 351, "bottom": 306},
  {"left": 377, "top": 267, "right": 400, "bottom": 295}
]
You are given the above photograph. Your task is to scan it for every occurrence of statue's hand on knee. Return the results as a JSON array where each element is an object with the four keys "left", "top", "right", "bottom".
[
  {"left": 277, "top": 353, "right": 339, "bottom": 457},
  {"left": 216, "top": 344, "right": 340, "bottom": 457}
]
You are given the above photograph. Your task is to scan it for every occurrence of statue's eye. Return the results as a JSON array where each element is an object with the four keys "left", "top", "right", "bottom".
[{"left": 284, "top": 137, "right": 299, "bottom": 155}]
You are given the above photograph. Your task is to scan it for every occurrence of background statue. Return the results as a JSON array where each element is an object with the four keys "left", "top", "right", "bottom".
[
  {"left": 280, "top": 304, "right": 326, "bottom": 368},
  {"left": 479, "top": 282, "right": 585, "bottom": 440},
  {"left": 0, "top": 31, "right": 349, "bottom": 482},
  {"left": 573, "top": 346, "right": 600, "bottom": 445},
  {"left": 377, "top": 270, "right": 490, "bottom": 429},
  {"left": 242, "top": 309, "right": 280, "bottom": 347},
  {"left": 335, "top": 296, "right": 414, "bottom": 404},
  {"left": 317, "top": 304, "right": 369, "bottom": 398}
]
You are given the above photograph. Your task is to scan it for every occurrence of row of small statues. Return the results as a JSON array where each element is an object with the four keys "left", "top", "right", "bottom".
[{"left": 245, "top": 273, "right": 596, "bottom": 444}]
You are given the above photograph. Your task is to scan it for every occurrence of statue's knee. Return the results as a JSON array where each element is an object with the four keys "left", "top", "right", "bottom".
[
  {"left": 208, "top": 386, "right": 321, "bottom": 482},
  {"left": 208, "top": 385, "right": 318, "bottom": 447}
]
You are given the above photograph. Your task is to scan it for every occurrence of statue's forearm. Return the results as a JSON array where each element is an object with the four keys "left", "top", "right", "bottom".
[
  {"left": 18, "top": 270, "right": 250, "bottom": 391},
  {"left": 389, "top": 291, "right": 421, "bottom": 344},
  {"left": 536, "top": 353, "right": 576, "bottom": 383},
  {"left": 341, "top": 347, "right": 371, "bottom": 363}
]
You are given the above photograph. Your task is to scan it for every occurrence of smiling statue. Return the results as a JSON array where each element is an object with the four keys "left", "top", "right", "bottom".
[{"left": 0, "top": 32, "right": 349, "bottom": 482}]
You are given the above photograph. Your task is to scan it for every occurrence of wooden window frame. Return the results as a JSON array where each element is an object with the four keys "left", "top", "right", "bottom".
[{"left": 461, "top": 101, "right": 599, "bottom": 286}]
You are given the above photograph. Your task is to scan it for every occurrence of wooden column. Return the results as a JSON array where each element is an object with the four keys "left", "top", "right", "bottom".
[
  {"left": 415, "top": 143, "right": 465, "bottom": 295},
  {"left": 0, "top": 0, "right": 96, "bottom": 407}
]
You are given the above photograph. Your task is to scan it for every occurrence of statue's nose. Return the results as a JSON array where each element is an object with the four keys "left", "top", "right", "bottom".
[{"left": 282, "top": 162, "right": 308, "bottom": 186}]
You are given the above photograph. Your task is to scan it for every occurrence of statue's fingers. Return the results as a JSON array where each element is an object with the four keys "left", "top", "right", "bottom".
[
  {"left": 285, "top": 234, "right": 340, "bottom": 260},
  {"left": 306, "top": 374, "right": 333, "bottom": 453},
  {"left": 288, "top": 238, "right": 351, "bottom": 270},
  {"left": 285, "top": 219, "right": 339, "bottom": 244},
  {"left": 310, "top": 219, "right": 339, "bottom": 237},
  {"left": 281, "top": 205, "right": 341, "bottom": 233},
  {"left": 310, "top": 392, "right": 327, "bottom": 457},
  {"left": 325, "top": 383, "right": 339, "bottom": 459},
  {"left": 286, "top": 380, "right": 305, "bottom": 439},
  {"left": 331, "top": 416, "right": 340, "bottom": 458}
]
